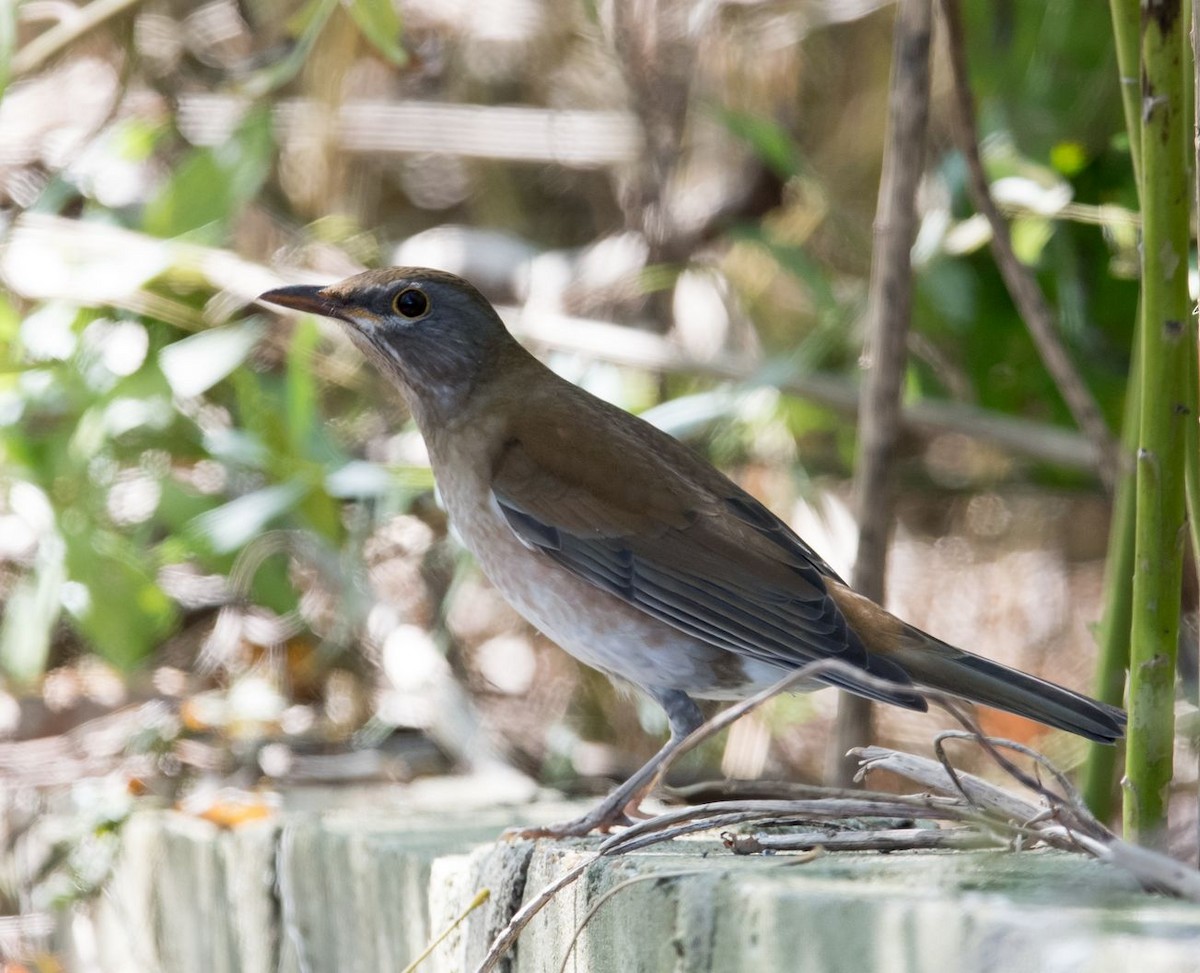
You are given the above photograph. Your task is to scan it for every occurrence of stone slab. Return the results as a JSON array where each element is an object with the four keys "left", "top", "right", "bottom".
[{"left": 62, "top": 785, "right": 1200, "bottom": 973}]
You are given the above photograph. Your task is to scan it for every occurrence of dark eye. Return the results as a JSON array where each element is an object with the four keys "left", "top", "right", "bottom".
[{"left": 393, "top": 287, "right": 429, "bottom": 319}]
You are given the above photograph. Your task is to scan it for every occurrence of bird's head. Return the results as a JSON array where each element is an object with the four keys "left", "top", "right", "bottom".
[{"left": 258, "top": 267, "right": 516, "bottom": 422}]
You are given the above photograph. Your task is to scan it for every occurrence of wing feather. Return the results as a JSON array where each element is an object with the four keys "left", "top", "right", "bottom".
[{"left": 491, "top": 422, "right": 925, "bottom": 710}]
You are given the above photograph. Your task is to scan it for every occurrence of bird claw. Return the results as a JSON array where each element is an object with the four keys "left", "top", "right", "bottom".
[{"left": 502, "top": 808, "right": 634, "bottom": 841}]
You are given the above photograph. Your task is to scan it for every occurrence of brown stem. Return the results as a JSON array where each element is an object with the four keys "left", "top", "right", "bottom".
[
  {"left": 939, "top": 0, "right": 1120, "bottom": 491},
  {"left": 828, "top": 0, "right": 933, "bottom": 784}
]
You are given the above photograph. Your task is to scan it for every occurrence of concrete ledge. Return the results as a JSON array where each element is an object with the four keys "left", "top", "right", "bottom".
[{"left": 61, "top": 784, "right": 1200, "bottom": 973}]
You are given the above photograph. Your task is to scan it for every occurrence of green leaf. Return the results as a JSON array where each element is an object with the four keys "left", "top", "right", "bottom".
[
  {"left": 247, "top": 0, "right": 340, "bottom": 96},
  {"left": 203, "top": 428, "right": 270, "bottom": 471},
  {"left": 0, "top": 2, "right": 14, "bottom": 98},
  {"left": 0, "top": 536, "right": 65, "bottom": 683},
  {"left": 224, "top": 105, "right": 275, "bottom": 201},
  {"left": 247, "top": 549, "right": 301, "bottom": 617},
  {"left": 1010, "top": 215, "right": 1054, "bottom": 266},
  {"left": 188, "top": 481, "right": 307, "bottom": 553},
  {"left": 286, "top": 317, "right": 320, "bottom": 454},
  {"left": 711, "top": 107, "right": 805, "bottom": 181},
  {"left": 155, "top": 478, "right": 220, "bottom": 536},
  {"left": 142, "top": 109, "right": 274, "bottom": 239},
  {"left": 325, "top": 460, "right": 394, "bottom": 498},
  {"left": 727, "top": 224, "right": 837, "bottom": 308},
  {"left": 159, "top": 321, "right": 264, "bottom": 398},
  {"left": 62, "top": 529, "right": 178, "bottom": 670},
  {"left": 347, "top": 0, "right": 406, "bottom": 65},
  {"left": 142, "top": 149, "right": 236, "bottom": 239},
  {"left": 231, "top": 368, "right": 290, "bottom": 466}
]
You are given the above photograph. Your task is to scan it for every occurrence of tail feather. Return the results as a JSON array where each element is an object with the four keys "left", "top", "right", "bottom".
[{"left": 893, "top": 638, "right": 1127, "bottom": 745}]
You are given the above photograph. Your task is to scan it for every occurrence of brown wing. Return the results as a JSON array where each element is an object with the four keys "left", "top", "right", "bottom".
[{"left": 489, "top": 410, "right": 925, "bottom": 710}]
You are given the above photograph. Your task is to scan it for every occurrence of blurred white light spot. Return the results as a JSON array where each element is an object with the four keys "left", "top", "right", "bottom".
[
  {"left": 259, "top": 742, "right": 293, "bottom": 777},
  {"left": 189, "top": 459, "right": 228, "bottom": 495},
  {"left": 966, "top": 493, "right": 1012, "bottom": 538},
  {"left": 672, "top": 269, "right": 730, "bottom": 361},
  {"left": 942, "top": 214, "right": 992, "bottom": 255},
  {"left": 392, "top": 225, "right": 535, "bottom": 293},
  {"left": 83, "top": 319, "right": 150, "bottom": 377},
  {"left": 2, "top": 224, "right": 168, "bottom": 304},
  {"left": 0, "top": 692, "right": 19, "bottom": 737},
  {"left": 152, "top": 666, "right": 190, "bottom": 696},
  {"left": 789, "top": 490, "right": 858, "bottom": 581},
  {"left": 323, "top": 669, "right": 359, "bottom": 727},
  {"left": 78, "top": 657, "right": 126, "bottom": 707},
  {"left": 105, "top": 396, "right": 172, "bottom": 436},
  {"left": 107, "top": 470, "right": 161, "bottom": 526},
  {"left": 0, "top": 391, "right": 23, "bottom": 426},
  {"left": 9, "top": 480, "right": 55, "bottom": 534},
  {"left": 475, "top": 635, "right": 536, "bottom": 694},
  {"left": 381, "top": 430, "right": 429, "bottom": 467},
  {"left": 991, "top": 175, "right": 1072, "bottom": 216},
  {"left": 61, "top": 581, "right": 92, "bottom": 616},
  {"left": 0, "top": 515, "right": 37, "bottom": 559},
  {"left": 399, "top": 154, "right": 471, "bottom": 210},
  {"left": 576, "top": 232, "right": 648, "bottom": 291},
  {"left": 227, "top": 675, "right": 286, "bottom": 724},
  {"left": 382, "top": 624, "right": 448, "bottom": 693},
  {"left": 421, "top": 0, "right": 542, "bottom": 42},
  {"left": 280, "top": 704, "right": 315, "bottom": 736},
  {"left": 19, "top": 304, "right": 77, "bottom": 361},
  {"left": 43, "top": 667, "right": 81, "bottom": 710},
  {"left": 571, "top": 740, "right": 618, "bottom": 777}
]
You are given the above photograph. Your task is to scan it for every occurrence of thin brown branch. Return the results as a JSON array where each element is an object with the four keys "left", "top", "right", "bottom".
[
  {"left": 12, "top": 0, "right": 147, "bottom": 77},
  {"left": 628, "top": 660, "right": 865, "bottom": 803},
  {"left": 855, "top": 742, "right": 1200, "bottom": 901},
  {"left": 938, "top": 0, "right": 1120, "bottom": 490},
  {"left": 480, "top": 670, "right": 1200, "bottom": 973},
  {"left": 598, "top": 796, "right": 981, "bottom": 856},
  {"left": 724, "top": 827, "right": 1004, "bottom": 854},
  {"left": 554, "top": 870, "right": 712, "bottom": 973},
  {"left": 473, "top": 857, "right": 594, "bottom": 973},
  {"left": 830, "top": 0, "right": 934, "bottom": 784}
]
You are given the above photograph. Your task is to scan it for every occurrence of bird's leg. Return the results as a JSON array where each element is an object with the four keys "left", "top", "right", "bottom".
[{"left": 509, "top": 690, "right": 703, "bottom": 840}]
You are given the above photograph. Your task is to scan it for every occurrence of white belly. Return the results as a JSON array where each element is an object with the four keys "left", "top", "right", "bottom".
[{"left": 433, "top": 460, "right": 781, "bottom": 699}]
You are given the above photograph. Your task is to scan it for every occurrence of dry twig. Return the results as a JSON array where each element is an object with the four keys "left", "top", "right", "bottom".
[
  {"left": 12, "top": 0, "right": 147, "bottom": 77},
  {"left": 476, "top": 661, "right": 1200, "bottom": 972},
  {"left": 831, "top": 0, "right": 934, "bottom": 786}
]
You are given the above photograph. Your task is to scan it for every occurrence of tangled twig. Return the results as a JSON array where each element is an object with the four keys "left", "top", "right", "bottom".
[{"left": 473, "top": 660, "right": 1200, "bottom": 973}]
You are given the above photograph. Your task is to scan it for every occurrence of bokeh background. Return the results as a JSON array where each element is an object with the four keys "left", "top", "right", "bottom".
[{"left": 1, "top": 0, "right": 1192, "bottom": 959}]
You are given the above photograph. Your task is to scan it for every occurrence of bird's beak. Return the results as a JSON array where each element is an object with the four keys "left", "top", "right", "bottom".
[{"left": 257, "top": 284, "right": 347, "bottom": 321}]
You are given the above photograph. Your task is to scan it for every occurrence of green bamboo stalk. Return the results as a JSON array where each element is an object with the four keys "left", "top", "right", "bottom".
[
  {"left": 1188, "top": 0, "right": 1200, "bottom": 588},
  {"left": 1124, "top": 0, "right": 1191, "bottom": 847},
  {"left": 1082, "top": 0, "right": 1145, "bottom": 823},
  {"left": 1081, "top": 368, "right": 1138, "bottom": 819},
  {"left": 1110, "top": 0, "right": 1143, "bottom": 184},
  {"left": 1186, "top": 341, "right": 1200, "bottom": 592}
]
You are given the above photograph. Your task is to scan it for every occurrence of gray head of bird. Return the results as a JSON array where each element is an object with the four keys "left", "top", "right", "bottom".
[{"left": 258, "top": 267, "right": 518, "bottom": 423}]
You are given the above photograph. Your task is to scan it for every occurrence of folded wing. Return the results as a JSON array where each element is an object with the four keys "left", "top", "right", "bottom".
[{"left": 489, "top": 421, "right": 926, "bottom": 710}]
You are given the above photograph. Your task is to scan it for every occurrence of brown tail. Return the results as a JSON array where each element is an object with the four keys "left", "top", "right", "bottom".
[{"left": 893, "top": 636, "right": 1126, "bottom": 744}]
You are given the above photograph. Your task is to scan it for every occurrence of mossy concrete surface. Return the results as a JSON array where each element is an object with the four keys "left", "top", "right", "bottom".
[{"left": 59, "top": 782, "right": 1200, "bottom": 973}]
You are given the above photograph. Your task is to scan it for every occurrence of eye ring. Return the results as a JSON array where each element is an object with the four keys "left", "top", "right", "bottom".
[{"left": 393, "top": 287, "right": 430, "bottom": 319}]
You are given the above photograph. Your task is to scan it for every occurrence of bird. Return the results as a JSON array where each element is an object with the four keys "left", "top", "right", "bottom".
[{"left": 258, "top": 267, "right": 1126, "bottom": 837}]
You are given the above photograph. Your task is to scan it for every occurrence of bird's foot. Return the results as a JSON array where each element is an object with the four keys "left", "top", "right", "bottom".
[
  {"left": 503, "top": 807, "right": 634, "bottom": 841},
  {"left": 503, "top": 728, "right": 684, "bottom": 840},
  {"left": 503, "top": 790, "right": 660, "bottom": 839}
]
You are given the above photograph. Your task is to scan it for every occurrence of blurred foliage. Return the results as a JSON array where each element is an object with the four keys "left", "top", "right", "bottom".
[{"left": 0, "top": 0, "right": 1143, "bottom": 775}]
